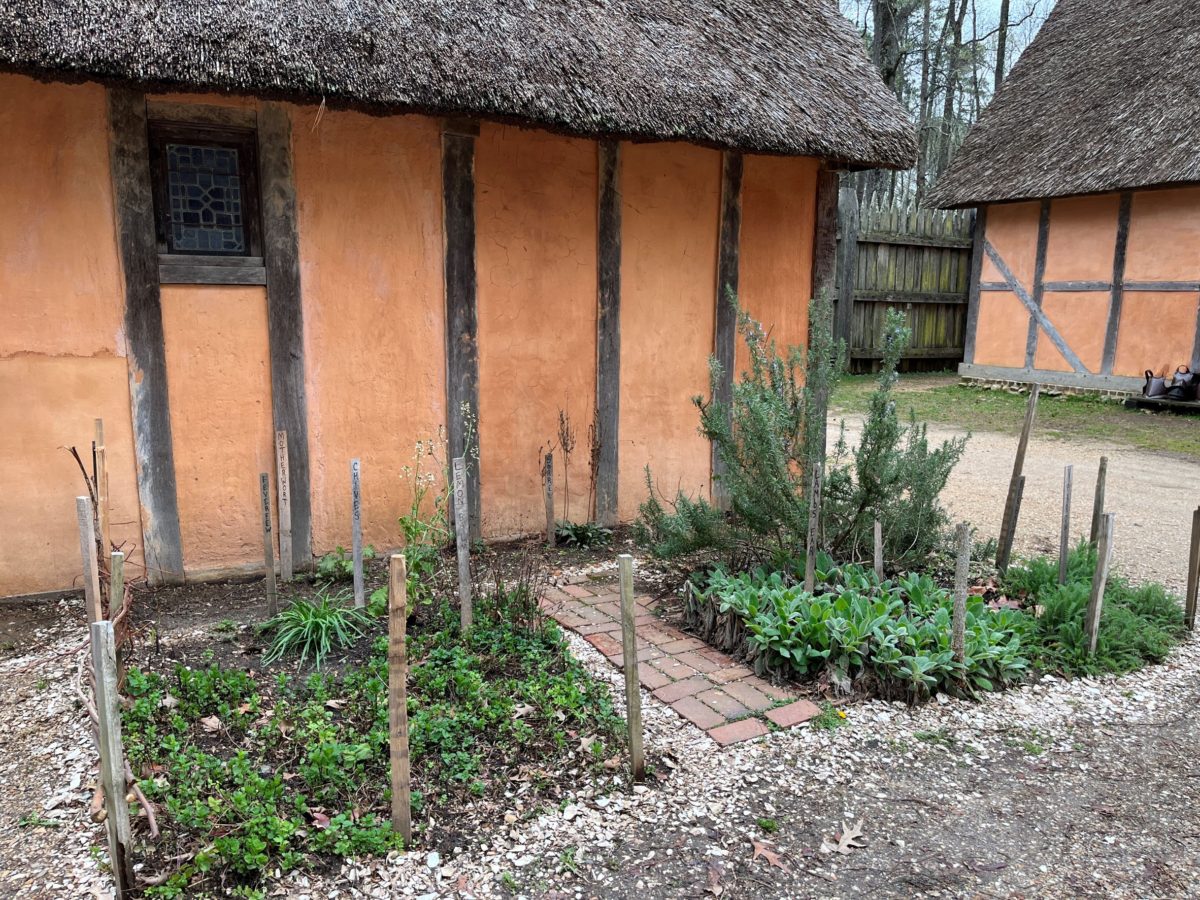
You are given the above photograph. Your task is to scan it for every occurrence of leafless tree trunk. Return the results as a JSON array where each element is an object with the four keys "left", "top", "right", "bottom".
[
  {"left": 915, "top": 0, "right": 933, "bottom": 202},
  {"left": 937, "top": 0, "right": 970, "bottom": 177},
  {"left": 994, "top": 0, "right": 1012, "bottom": 91}
]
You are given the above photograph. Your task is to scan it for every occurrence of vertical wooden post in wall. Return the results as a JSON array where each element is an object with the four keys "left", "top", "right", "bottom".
[
  {"left": 274, "top": 431, "right": 293, "bottom": 581},
  {"left": 91, "top": 620, "right": 133, "bottom": 897},
  {"left": 712, "top": 151, "right": 743, "bottom": 511},
  {"left": 963, "top": 206, "right": 988, "bottom": 365},
  {"left": 442, "top": 119, "right": 482, "bottom": 541},
  {"left": 1058, "top": 464, "right": 1074, "bottom": 584},
  {"left": 1101, "top": 193, "right": 1132, "bottom": 375},
  {"left": 387, "top": 554, "right": 412, "bottom": 842},
  {"left": 1024, "top": 200, "right": 1051, "bottom": 368},
  {"left": 834, "top": 178, "right": 859, "bottom": 347},
  {"left": 108, "top": 89, "right": 184, "bottom": 585},
  {"left": 595, "top": 139, "right": 622, "bottom": 527},
  {"left": 77, "top": 496, "right": 103, "bottom": 623},
  {"left": 260, "top": 474, "right": 278, "bottom": 617},
  {"left": 1090, "top": 456, "right": 1108, "bottom": 545},
  {"left": 618, "top": 554, "right": 644, "bottom": 782},
  {"left": 452, "top": 456, "right": 473, "bottom": 633},
  {"left": 350, "top": 459, "right": 364, "bottom": 609},
  {"left": 259, "top": 103, "right": 313, "bottom": 569}
]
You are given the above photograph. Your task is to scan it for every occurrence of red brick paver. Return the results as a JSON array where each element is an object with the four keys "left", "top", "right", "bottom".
[{"left": 549, "top": 577, "right": 811, "bottom": 746}]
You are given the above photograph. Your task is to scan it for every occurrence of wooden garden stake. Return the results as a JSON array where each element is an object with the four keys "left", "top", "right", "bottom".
[
  {"left": 952, "top": 522, "right": 969, "bottom": 665},
  {"left": 1185, "top": 506, "right": 1200, "bottom": 630},
  {"left": 108, "top": 551, "right": 125, "bottom": 621},
  {"left": 804, "top": 466, "right": 822, "bottom": 593},
  {"left": 259, "top": 474, "right": 278, "bottom": 617},
  {"left": 618, "top": 554, "right": 645, "bottom": 782},
  {"left": 95, "top": 418, "right": 111, "bottom": 554},
  {"left": 1090, "top": 456, "right": 1108, "bottom": 545},
  {"left": 543, "top": 452, "right": 555, "bottom": 548},
  {"left": 351, "top": 458, "right": 364, "bottom": 608},
  {"left": 1058, "top": 464, "right": 1074, "bottom": 584},
  {"left": 452, "top": 456, "right": 473, "bottom": 632},
  {"left": 387, "top": 554, "right": 412, "bottom": 843},
  {"left": 91, "top": 620, "right": 133, "bottom": 897},
  {"left": 996, "top": 475, "right": 1026, "bottom": 574},
  {"left": 275, "top": 431, "right": 293, "bottom": 581},
  {"left": 873, "top": 518, "right": 884, "bottom": 581},
  {"left": 76, "top": 496, "right": 102, "bottom": 623},
  {"left": 1084, "top": 512, "right": 1115, "bottom": 654},
  {"left": 998, "top": 384, "right": 1039, "bottom": 569}
]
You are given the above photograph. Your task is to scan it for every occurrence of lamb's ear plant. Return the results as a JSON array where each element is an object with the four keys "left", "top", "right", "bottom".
[{"left": 262, "top": 589, "right": 370, "bottom": 669}]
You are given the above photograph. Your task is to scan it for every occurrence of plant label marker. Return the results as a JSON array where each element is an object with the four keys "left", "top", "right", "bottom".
[
  {"left": 543, "top": 452, "right": 555, "bottom": 548},
  {"left": 1058, "top": 464, "right": 1074, "bottom": 584},
  {"left": 873, "top": 518, "right": 884, "bottom": 581},
  {"left": 95, "top": 418, "right": 111, "bottom": 555},
  {"left": 1185, "top": 506, "right": 1200, "bottom": 630},
  {"left": 998, "top": 384, "right": 1039, "bottom": 571},
  {"left": 275, "top": 430, "right": 293, "bottom": 581},
  {"left": 804, "top": 465, "right": 822, "bottom": 593},
  {"left": 260, "top": 473, "right": 278, "bottom": 617},
  {"left": 453, "top": 456, "right": 473, "bottom": 632},
  {"left": 76, "top": 495, "right": 102, "bottom": 623},
  {"left": 1090, "top": 456, "right": 1108, "bottom": 545},
  {"left": 1084, "top": 512, "right": 1116, "bottom": 654},
  {"left": 618, "top": 554, "right": 645, "bottom": 782},
  {"left": 351, "top": 458, "right": 364, "bottom": 608},
  {"left": 387, "top": 554, "right": 412, "bottom": 843},
  {"left": 91, "top": 620, "right": 133, "bottom": 897},
  {"left": 952, "top": 522, "right": 969, "bottom": 664}
]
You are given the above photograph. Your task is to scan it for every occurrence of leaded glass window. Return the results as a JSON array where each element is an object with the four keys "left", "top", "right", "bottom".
[{"left": 166, "top": 143, "right": 246, "bottom": 253}]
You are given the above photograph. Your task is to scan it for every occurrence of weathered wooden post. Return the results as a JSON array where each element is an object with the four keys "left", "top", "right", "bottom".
[
  {"left": 108, "top": 551, "right": 125, "bottom": 621},
  {"left": 997, "top": 384, "right": 1039, "bottom": 570},
  {"left": 91, "top": 620, "right": 133, "bottom": 897},
  {"left": 77, "top": 496, "right": 102, "bottom": 623},
  {"left": 618, "top": 554, "right": 645, "bottom": 781},
  {"left": 1090, "top": 456, "right": 1108, "bottom": 545},
  {"left": 1058, "top": 464, "right": 1074, "bottom": 584},
  {"left": 804, "top": 466, "right": 822, "bottom": 592},
  {"left": 95, "top": 418, "right": 111, "bottom": 554},
  {"left": 1185, "top": 506, "right": 1200, "bottom": 630},
  {"left": 952, "top": 522, "right": 969, "bottom": 665},
  {"left": 275, "top": 430, "right": 293, "bottom": 581},
  {"left": 452, "top": 456, "right": 473, "bottom": 632},
  {"left": 259, "top": 473, "right": 278, "bottom": 617},
  {"left": 873, "top": 518, "right": 884, "bottom": 581},
  {"left": 350, "top": 458, "right": 364, "bottom": 608},
  {"left": 1085, "top": 512, "right": 1116, "bottom": 654},
  {"left": 996, "top": 475, "right": 1026, "bottom": 574},
  {"left": 543, "top": 452, "right": 555, "bottom": 548},
  {"left": 387, "top": 554, "right": 412, "bottom": 843}
]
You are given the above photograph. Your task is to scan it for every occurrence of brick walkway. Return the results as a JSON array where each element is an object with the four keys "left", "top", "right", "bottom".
[{"left": 543, "top": 580, "right": 820, "bottom": 745}]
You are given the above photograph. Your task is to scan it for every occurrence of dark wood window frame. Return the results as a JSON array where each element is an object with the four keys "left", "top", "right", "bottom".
[{"left": 148, "top": 119, "right": 267, "bottom": 286}]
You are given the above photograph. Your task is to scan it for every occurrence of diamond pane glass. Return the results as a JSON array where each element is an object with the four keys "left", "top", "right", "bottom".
[{"left": 165, "top": 143, "right": 247, "bottom": 253}]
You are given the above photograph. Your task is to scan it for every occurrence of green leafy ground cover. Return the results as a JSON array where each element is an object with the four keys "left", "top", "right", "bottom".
[{"left": 122, "top": 598, "right": 623, "bottom": 898}]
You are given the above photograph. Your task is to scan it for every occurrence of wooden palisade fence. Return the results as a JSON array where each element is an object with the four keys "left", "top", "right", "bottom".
[{"left": 836, "top": 184, "right": 974, "bottom": 372}]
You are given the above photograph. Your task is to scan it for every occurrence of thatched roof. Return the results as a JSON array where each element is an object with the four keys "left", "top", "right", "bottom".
[
  {"left": 0, "top": 0, "right": 915, "bottom": 168},
  {"left": 931, "top": 0, "right": 1200, "bottom": 208}
]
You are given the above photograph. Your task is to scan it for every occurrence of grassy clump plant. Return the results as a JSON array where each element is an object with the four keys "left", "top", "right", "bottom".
[{"left": 261, "top": 589, "right": 370, "bottom": 670}]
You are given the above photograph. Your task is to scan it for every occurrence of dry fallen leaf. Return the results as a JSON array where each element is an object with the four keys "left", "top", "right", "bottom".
[
  {"left": 237, "top": 702, "right": 252, "bottom": 715},
  {"left": 325, "top": 699, "right": 346, "bottom": 710},
  {"left": 820, "top": 820, "right": 866, "bottom": 855},
  {"left": 310, "top": 811, "right": 330, "bottom": 829},
  {"left": 512, "top": 703, "right": 536, "bottom": 719},
  {"left": 578, "top": 734, "right": 597, "bottom": 754},
  {"left": 602, "top": 756, "right": 622, "bottom": 770},
  {"left": 705, "top": 860, "right": 724, "bottom": 896},
  {"left": 199, "top": 715, "right": 221, "bottom": 733},
  {"left": 751, "top": 839, "right": 788, "bottom": 871},
  {"left": 160, "top": 694, "right": 179, "bottom": 710}
]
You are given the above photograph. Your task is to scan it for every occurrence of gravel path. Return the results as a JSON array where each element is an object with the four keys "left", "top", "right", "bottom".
[{"left": 836, "top": 414, "right": 1200, "bottom": 594}]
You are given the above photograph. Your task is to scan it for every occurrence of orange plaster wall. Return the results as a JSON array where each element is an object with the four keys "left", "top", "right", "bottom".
[
  {"left": 980, "top": 201, "right": 1041, "bottom": 287},
  {"left": 1043, "top": 195, "right": 1119, "bottom": 283},
  {"left": 617, "top": 142, "right": 720, "bottom": 520},
  {"left": 0, "top": 74, "right": 145, "bottom": 594},
  {"left": 475, "top": 125, "right": 598, "bottom": 534},
  {"left": 292, "top": 106, "right": 446, "bottom": 555},
  {"left": 1125, "top": 188, "right": 1200, "bottom": 282},
  {"left": 161, "top": 286, "right": 275, "bottom": 571},
  {"left": 1113, "top": 291, "right": 1198, "bottom": 376},
  {"left": 973, "top": 291, "right": 1028, "bottom": 368},
  {"left": 737, "top": 155, "right": 818, "bottom": 373},
  {"left": 1034, "top": 292, "right": 1108, "bottom": 372}
]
